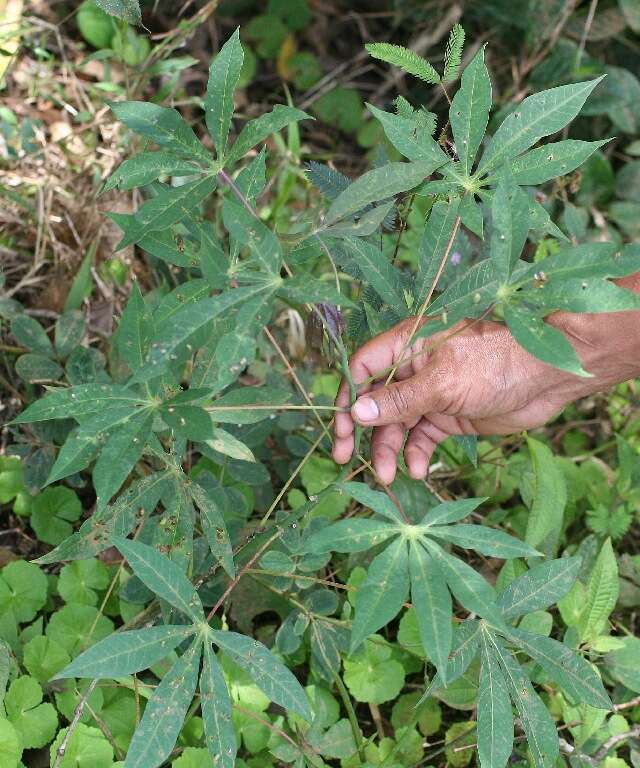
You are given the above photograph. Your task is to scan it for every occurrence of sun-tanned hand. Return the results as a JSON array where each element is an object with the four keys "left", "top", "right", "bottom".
[{"left": 333, "top": 274, "right": 640, "bottom": 484}]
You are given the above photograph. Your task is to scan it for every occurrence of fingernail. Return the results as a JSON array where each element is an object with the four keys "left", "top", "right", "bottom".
[{"left": 352, "top": 397, "right": 379, "bottom": 422}]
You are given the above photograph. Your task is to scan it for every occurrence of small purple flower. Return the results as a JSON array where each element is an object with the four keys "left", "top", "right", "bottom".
[
  {"left": 450, "top": 251, "right": 462, "bottom": 266},
  {"left": 317, "top": 303, "right": 345, "bottom": 342}
]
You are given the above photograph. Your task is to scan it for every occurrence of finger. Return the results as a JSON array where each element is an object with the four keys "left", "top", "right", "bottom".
[
  {"left": 404, "top": 418, "right": 450, "bottom": 478},
  {"left": 334, "top": 379, "right": 354, "bottom": 439},
  {"left": 351, "top": 373, "right": 446, "bottom": 427},
  {"left": 371, "top": 422, "right": 406, "bottom": 485},
  {"left": 333, "top": 435, "right": 354, "bottom": 465}
]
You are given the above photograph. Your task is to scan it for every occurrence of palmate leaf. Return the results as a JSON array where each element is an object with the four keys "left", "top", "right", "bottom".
[
  {"left": 491, "top": 638, "right": 559, "bottom": 768},
  {"left": 449, "top": 47, "right": 492, "bottom": 175},
  {"left": 211, "top": 630, "right": 312, "bottom": 720},
  {"left": 365, "top": 42, "right": 441, "bottom": 84},
  {"left": 415, "top": 198, "right": 461, "bottom": 301},
  {"left": 11, "top": 384, "right": 147, "bottom": 424},
  {"left": 102, "top": 151, "right": 204, "bottom": 193},
  {"left": 112, "top": 537, "right": 204, "bottom": 622},
  {"left": 340, "top": 481, "right": 404, "bottom": 523},
  {"left": 350, "top": 536, "right": 409, "bottom": 652},
  {"left": 478, "top": 77, "right": 605, "bottom": 175},
  {"left": 225, "top": 105, "right": 311, "bottom": 166},
  {"left": 497, "top": 556, "right": 581, "bottom": 619},
  {"left": 510, "top": 139, "right": 609, "bottom": 185},
  {"left": 305, "top": 518, "right": 400, "bottom": 554},
  {"left": 93, "top": 408, "right": 153, "bottom": 511},
  {"left": 326, "top": 161, "right": 438, "bottom": 226},
  {"left": 427, "top": 523, "right": 541, "bottom": 559},
  {"left": 205, "top": 28, "right": 244, "bottom": 159},
  {"left": 522, "top": 277, "right": 640, "bottom": 315},
  {"left": 201, "top": 641, "right": 236, "bottom": 768},
  {"left": 277, "top": 274, "right": 356, "bottom": 307},
  {"left": 478, "top": 631, "right": 513, "bottom": 768},
  {"left": 222, "top": 197, "right": 282, "bottom": 274},
  {"left": 340, "top": 237, "right": 407, "bottom": 315},
  {"left": 490, "top": 172, "right": 531, "bottom": 282},
  {"left": 110, "top": 101, "right": 210, "bottom": 163},
  {"left": 505, "top": 628, "right": 611, "bottom": 709},
  {"left": 115, "top": 175, "right": 218, "bottom": 250},
  {"left": 125, "top": 639, "right": 201, "bottom": 768},
  {"left": 420, "top": 497, "right": 487, "bottom": 526},
  {"left": 504, "top": 304, "right": 590, "bottom": 377},
  {"left": 421, "top": 539, "right": 506, "bottom": 627},
  {"left": 408, "top": 540, "right": 452, "bottom": 683},
  {"left": 188, "top": 482, "right": 235, "bottom": 578},
  {"left": 53, "top": 625, "right": 193, "bottom": 680},
  {"left": 367, "top": 104, "right": 448, "bottom": 165}
]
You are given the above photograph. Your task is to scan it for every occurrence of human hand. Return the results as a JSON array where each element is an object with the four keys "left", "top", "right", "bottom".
[{"left": 332, "top": 315, "right": 602, "bottom": 484}]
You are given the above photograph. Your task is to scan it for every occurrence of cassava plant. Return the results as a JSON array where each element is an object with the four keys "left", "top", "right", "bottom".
[{"left": 11, "top": 24, "right": 640, "bottom": 768}]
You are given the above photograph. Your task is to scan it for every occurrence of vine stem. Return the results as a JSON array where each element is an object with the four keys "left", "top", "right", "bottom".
[
  {"left": 332, "top": 670, "right": 366, "bottom": 762},
  {"left": 384, "top": 215, "right": 461, "bottom": 386},
  {"left": 52, "top": 680, "right": 99, "bottom": 768},
  {"left": 205, "top": 403, "right": 347, "bottom": 412}
]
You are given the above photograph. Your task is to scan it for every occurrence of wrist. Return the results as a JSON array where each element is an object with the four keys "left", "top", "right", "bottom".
[{"left": 547, "top": 306, "right": 640, "bottom": 401}]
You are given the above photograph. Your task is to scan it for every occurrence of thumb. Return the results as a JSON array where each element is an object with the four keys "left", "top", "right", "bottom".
[{"left": 351, "top": 376, "right": 439, "bottom": 426}]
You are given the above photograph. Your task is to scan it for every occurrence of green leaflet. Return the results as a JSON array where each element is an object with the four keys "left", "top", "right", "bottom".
[
  {"left": 408, "top": 540, "right": 452, "bottom": 683},
  {"left": 490, "top": 173, "right": 531, "bottom": 281},
  {"left": 93, "top": 408, "right": 153, "bottom": 510},
  {"left": 418, "top": 619, "right": 481, "bottom": 704},
  {"left": 497, "top": 557, "right": 581, "bottom": 619},
  {"left": 365, "top": 42, "right": 440, "bottom": 84},
  {"left": 115, "top": 282, "right": 152, "bottom": 372},
  {"left": 211, "top": 630, "right": 312, "bottom": 720},
  {"left": 415, "top": 198, "right": 461, "bottom": 300},
  {"left": 458, "top": 192, "right": 483, "bottom": 237},
  {"left": 305, "top": 519, "right": 400, "bottom": 554},
  {"left": 102, "top": 151, "right": 204, "bottom": 193},
  {"left": 34, "top": 471, "right": 171, "bottom": 564},
  {"left": 422, "top": 539, "right": 505, "bottom": 627},
  {"left": 205, "top": 29, "right": 244, "bottom": 158},
  {"left": 340, "top": 237, "right": 407, "bottom": 315},
  {"left": 421, "top": 259, "right": 498, "bottom": 328},
  {"left": 110, "top": 101, "right": 210, "bottom": 162},
  {"left": 112, "top": 537, "right": 204, "bottom": 622},
  {"left": 208, "top": 386, "right": 291, "bottom": 424},
  {"left": 125, "top": 640, "right": 201, "bottom": 768},
  {"left": 523, "top": 437, "right": 568, "bottom": 559},
  {"left": 46, "top": 406, "right": 144, "bottom": 485},
  {"left": 11, "top": 315, "right": 52, "bottom": 355},
  {"left": 366, "top": 104, "right": 448, "bottom": 165},
  {"left": 116, "top": 175, "right": 218, "bottom": 250},
  {"left": 510, "top": 139, "right": 609, "bottom": 185},
  {"left": 225, "top": 105, "right": 311, "bottom": 166},
  {"left": 421, "top": 497, "right": 487, "bottom": 526},
  {"left": 578, "top": 538, "right": 619, "bottom": 643},
  {"left": 326, "top": 161, "right": 436, "bottom": 226},
  {"left": 277, "top": 274, "right": 355, "bottom": 308},
  {"left": 52, "top": 311, "right": 87, "bottom": 357},
  {"left": 428, "top": 523, "right": 541, "bottom": 559},
  {"left": 450, "top": 46, "right": 492, "bottom": 175},
  {"left": 223, "top": 197, "right": 282, "bottom": 274},
  {"left": 11, "top": 384, "right": 146, "bottom": 424},
  {"left": 504, "top": 304, "right": 590, "bottom": 377},
  {"left": 506, "top": 628, "right": 611, "bottom": 709},
  {"left": 161, "top": 405, "right": 214, "bottom": 442},
  {"left": 350, "top": 536, "right": 409, "bottom": 651},
  {"left": 54, "top": 625, "right": 193, "bottom": 680},
  {"left": 523, "top": 278, "right": 640, "bottom": 314},
  {"left": 189, "top": 483, "right": 235, "bottom": 578},
  {"left": 492, "top": 638, "right": 559, "bottom": 768},
  {"left": 478, "top": 632, "right": 513, "bottom": 768},
  {"left": 323, "top": 199, "right": 395, "bottom": 238},
  {"left": 135, "top": 286, "right": 267, "bottom": 382},
  {"left": 340, "top": 482, "right": 404, "bottom": 523},
  {"left": 479, "top": 77, "right": 604, "bottom": 174},
  {"left": 201, "top": 642, "right": 236, "bottom": 768}
]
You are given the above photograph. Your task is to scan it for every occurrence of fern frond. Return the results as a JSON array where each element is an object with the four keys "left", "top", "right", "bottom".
[
  {"left": 393, "top": 95, "right": 414, "bottom": 120},
  {"left": 365, "top": 42, "right": 441, "bottom": 85},
  {"left": 415, "top": 108, "right": 437, "bottom": 135},
  {"left": 443, "top": 24, "right": 465, "bottom": 82}
]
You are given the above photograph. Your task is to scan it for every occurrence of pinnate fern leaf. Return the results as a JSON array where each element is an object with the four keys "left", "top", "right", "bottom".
[
  {"left": 443, "top": 24, "right": 465, "bottom": 81},
  {"left": 365, "top": 42, "right": 440, "bottom": 84}
]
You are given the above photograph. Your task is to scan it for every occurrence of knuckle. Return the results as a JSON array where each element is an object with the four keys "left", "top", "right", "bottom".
[{"left": 385, "top": 384, "right": 412, "bottom": 417}]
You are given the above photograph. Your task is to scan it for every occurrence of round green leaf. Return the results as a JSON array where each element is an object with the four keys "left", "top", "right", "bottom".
[
  {"left": 0, "top": 560, "right": 47, "bottom": 624},
  {"left": 15, "top": 354, "right": 63, "bottom": 384},
  {"left": 343, "top": 635, "right": 405, "bottom": 704},
  {"left": 4, "top": 676, "right": 58, "bottom": 749},
  {"left": 57, "top": 559, "right": 110, "bottom": 606},
  {"left": 0, "top": 717, "right": 22, "bottom": 768},
  {"left": 46, "top": 604, "right": 114, "bottom": 657},
  {"left": 31, "top": 486, "right": 82, "bottom": 546},
  {"left": 23, "top": 635, "right": 71, "bottom": 683},
  {"left": 50, "top": 723, "right": 114, "bottom": 768}
]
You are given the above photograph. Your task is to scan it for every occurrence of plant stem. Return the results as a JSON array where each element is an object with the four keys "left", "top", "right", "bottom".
[{"left": 332, "top": 670, "right": 366, "bottom": 762}]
